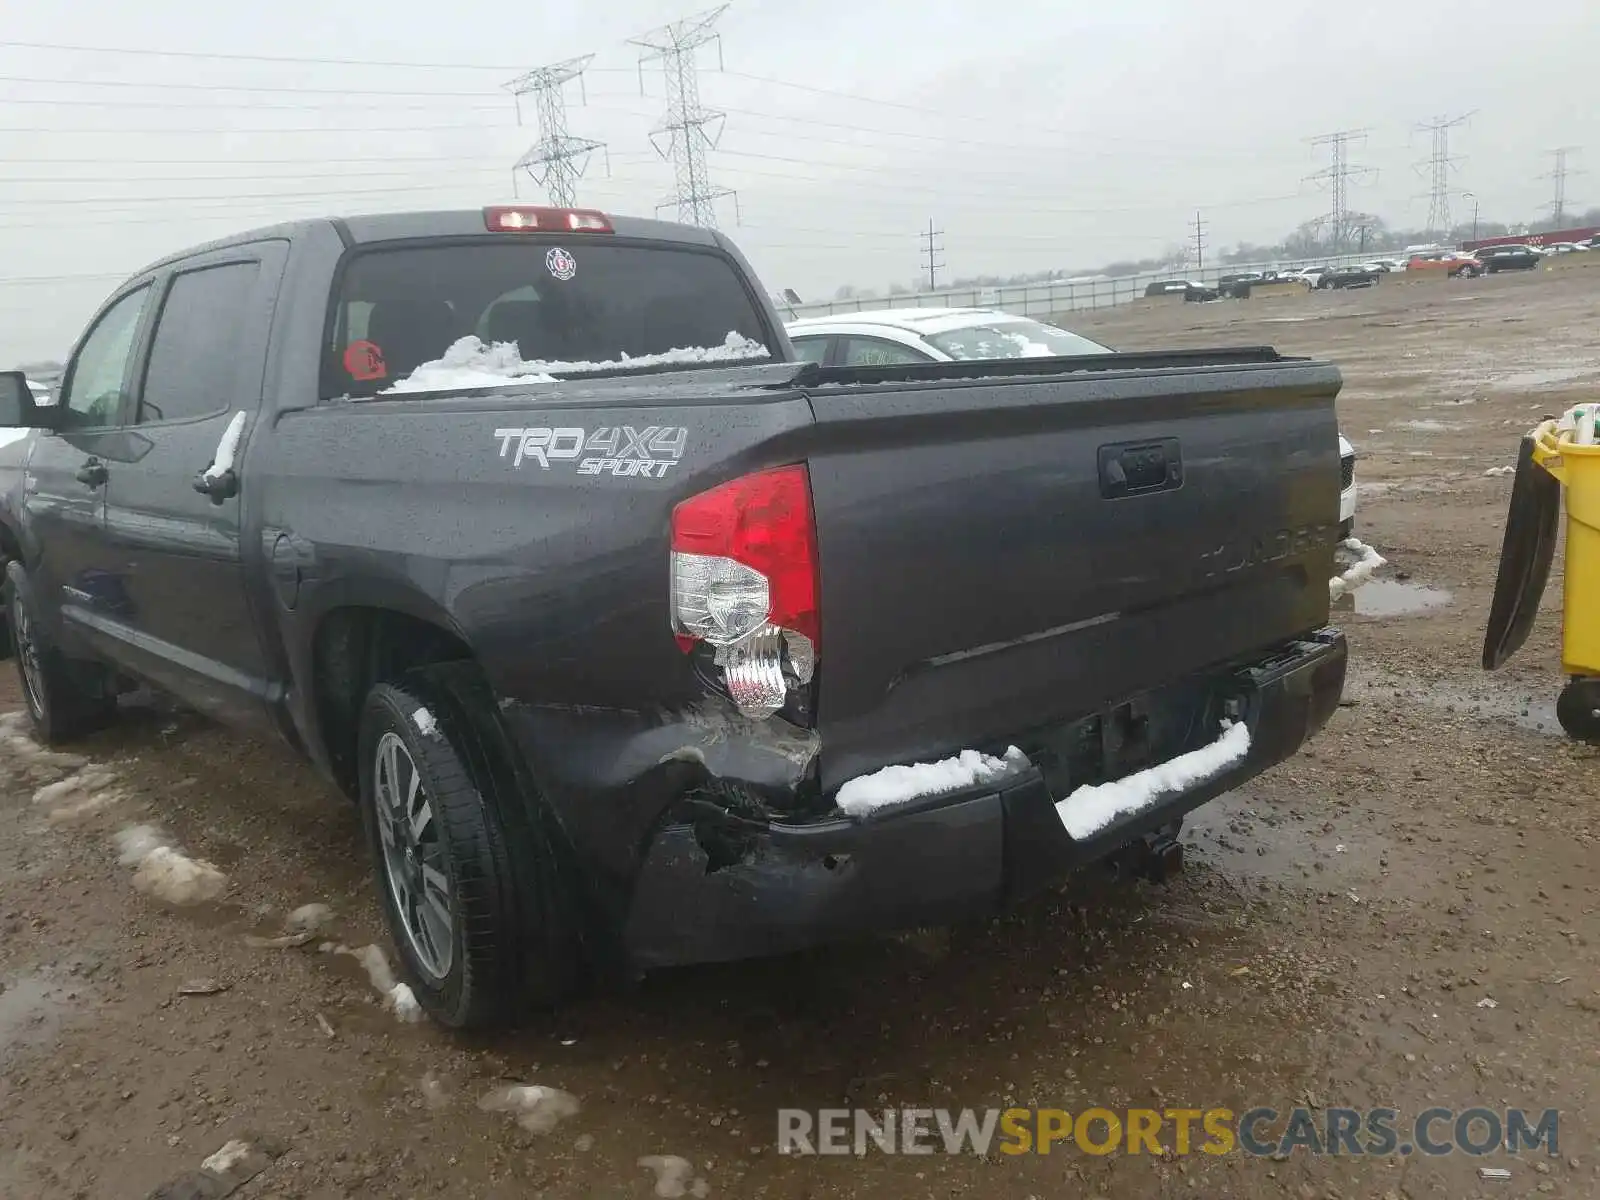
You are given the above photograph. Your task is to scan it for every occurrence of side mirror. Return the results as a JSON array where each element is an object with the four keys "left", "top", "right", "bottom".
[{"left": 0, "top": 372, "right": 55, "bottom": 431}]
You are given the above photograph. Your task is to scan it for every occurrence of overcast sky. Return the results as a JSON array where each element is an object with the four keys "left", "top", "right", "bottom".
[{"left": 2, "top": 0, "right": 1596, "bottom": 365}]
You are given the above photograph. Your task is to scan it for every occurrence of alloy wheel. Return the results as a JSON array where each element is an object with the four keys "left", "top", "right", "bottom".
[{"left": 373, "top": 730, "right": 455, "bottom": 979}]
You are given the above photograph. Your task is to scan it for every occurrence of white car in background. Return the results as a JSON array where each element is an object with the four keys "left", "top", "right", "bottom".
[{"left": 785, "top": 306, "right": 1359, "bottom": 535}]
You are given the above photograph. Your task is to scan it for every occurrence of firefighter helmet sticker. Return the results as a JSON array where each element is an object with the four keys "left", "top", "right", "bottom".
[
  {"left": 343, "top": 340, "right": 387, "bottom": 382},
  {"left": 545, "top": 247, "right": 577, "bottom": 281}
]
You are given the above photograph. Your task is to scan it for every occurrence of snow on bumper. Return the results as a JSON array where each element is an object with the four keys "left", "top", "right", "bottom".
[{"left": 620, "top": 630, "right": 1346, "bottom": 970}]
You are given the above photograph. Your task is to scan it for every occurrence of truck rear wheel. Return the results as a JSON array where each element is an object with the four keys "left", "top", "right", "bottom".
[
  {"left": 8, "top": 575, "right": 116, "bottom": 744},
  {"left": 356, "top": 667, "right": 582, "bottom": 1028}
]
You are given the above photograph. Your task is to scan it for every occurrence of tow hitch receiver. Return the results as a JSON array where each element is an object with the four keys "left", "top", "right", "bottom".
[{"left": 1107, "top": 828, "right": 1185, "bottom": 884}]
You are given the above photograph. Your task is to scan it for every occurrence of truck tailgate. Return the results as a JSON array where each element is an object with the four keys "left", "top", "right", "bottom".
[{"left": 804, "top": 360, "right": 1342, "bottom": 791}]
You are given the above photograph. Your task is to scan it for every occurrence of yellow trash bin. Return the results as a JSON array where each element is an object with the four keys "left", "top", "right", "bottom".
[{"left": 1482, "top": 414, "right": 1600, "bottom": 740}]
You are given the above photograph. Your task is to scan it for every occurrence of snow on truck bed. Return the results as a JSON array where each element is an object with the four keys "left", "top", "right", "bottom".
[{"left": 381, "top": 332, "right": 770, "bottom": 394}]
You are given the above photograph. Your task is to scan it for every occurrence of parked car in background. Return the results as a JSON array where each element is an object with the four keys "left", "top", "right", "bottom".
[
  {"left": 1142, "top": 279, "right": 1220, "bottom": 302},
  {"left": 1407, "top": 251, "right": 1484, "bottom": 278},
  {"left": 786, "top": 307, "right": 1111, "bottom": 366},
  {"left": 1541, "top": 242, "right": 1588, "bottom": 256},
  {"left": 1317, "top": 265, "right": 1382, "bottom": 290},
  {"left": 788, "top": 309, "right": 1360, "bottom": 540},
  {"left": 1476, "top": 244, "right": 1542, "bottom": 273},
  {"left": 1338, "top": 435, "right": 1357, "bottom": 538},
  {"left": 1218, "top": 272, "right": 1266, "bottom": 299}
]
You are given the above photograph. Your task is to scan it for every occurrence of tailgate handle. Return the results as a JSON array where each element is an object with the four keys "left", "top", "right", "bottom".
[{"left": 1098, "top": 438, "right": 1183, "bottom": 499}]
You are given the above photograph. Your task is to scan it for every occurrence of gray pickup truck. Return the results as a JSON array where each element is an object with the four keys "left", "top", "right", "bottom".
[{"left": 0, "top": 205, "right": 1347, "bottom": 1028}]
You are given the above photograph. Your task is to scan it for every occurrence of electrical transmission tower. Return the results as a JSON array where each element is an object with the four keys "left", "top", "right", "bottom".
[
  {"left": 630, "top": 5, "right": 736, "bottom": 229},
  {"left": 1189, "top": 210, "right": 1208, "bottom": 270},
  {"left": 1413, "top": 112, "right": 1473, "bottom": 238},
  {"left": 920, "top": 220, "right": 945, "bottom": 291},
  {"left": 504, "top": 55, "right": 605, "bottom": 207},
  {"left": 1543, "top": 147, "right": 1581, "bottom": 227},
  {"left": 1305, "top": 129, "right": 1377, "bottom": 251}
]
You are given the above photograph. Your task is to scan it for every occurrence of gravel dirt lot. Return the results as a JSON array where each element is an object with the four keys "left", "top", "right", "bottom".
[{"left": 3, "top": 267, "right": 1599, "bottom": 1199}]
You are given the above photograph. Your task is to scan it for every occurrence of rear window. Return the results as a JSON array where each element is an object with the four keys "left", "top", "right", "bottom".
[{"left": 324, "top": 239, "right": 776, "bottom": 398}]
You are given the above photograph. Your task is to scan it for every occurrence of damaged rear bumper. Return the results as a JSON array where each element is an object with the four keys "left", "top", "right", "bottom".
[{"left": 617, "top": 629, "right": 1346, "bottom": 970}]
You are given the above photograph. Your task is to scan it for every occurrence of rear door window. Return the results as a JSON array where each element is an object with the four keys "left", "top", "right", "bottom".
[
  {"left": 139, "top": 262, "right": 261, "bottom": 424},
  {"left": 325, "top": 240, "right": 776, "bottom": 397}
]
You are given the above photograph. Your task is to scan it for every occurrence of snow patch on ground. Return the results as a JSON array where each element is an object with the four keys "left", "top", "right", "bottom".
[
  {"left": 383, "top": 332, "right": 771, "bottom": 394},
  {"left": 1054, "top": 721, "right": 1252, "bottom": 840},
  {"left": 638, "top": 1155, "right": 710, "bottom": 1199},
  {"left": 1329, "top": 536, "right": 1387, "bottom": 600},
  {"left": 113, "top": 825, "right": 228, "bottom": 905},
  {"left": 33, "top": 768, "right": 122, "bottom": 823},
  {"left": 328, "top": 943, "right": 423, "bottom": 1023},
  {"left": 0, "top": 712, "right": 90, "bottom": 783},
  {"left": 836, "top": 746, "right": 1030, "bottom": 818},
  {"left": 1484, "top": 465, "right": 1515, "bottom": 477},
  {"left": 246, "top": 903, "right": 334, "bottom": 948},
  {"left": 478, "top": 1084, "right": 582, "bottom": 1134}
]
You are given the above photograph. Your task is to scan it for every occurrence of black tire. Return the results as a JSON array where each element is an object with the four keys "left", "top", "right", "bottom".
[
  {"left": 1557, "top": 678, "right": 1600, "bottom": 743},
  {"left": 8, "top": 575, "right": 116, "bottom": 744},
  {"left": 356, "top": 665, "right": 582, "bottom": 1029}
]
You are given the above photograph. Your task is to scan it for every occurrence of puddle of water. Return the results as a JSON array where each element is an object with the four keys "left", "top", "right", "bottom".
[
  {"left": 1345, "top": 673, "right": 1561, "bottom": 737},
  {"left": 1354, "top": 581, "right": 1453, "bottom": 617},
  {"left": 1494, "top": 366, "right": 1600, "bottom": 390},
  {"left": 0, "top": 971, "right": 86, "bottom": 1065},
  {"left": 1397, "top": 419, "right": 1460, "bottom": 433}
]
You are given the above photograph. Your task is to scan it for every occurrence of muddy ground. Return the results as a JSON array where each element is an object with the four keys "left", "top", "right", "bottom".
[{"left": 3, "top": 268, "right": 1599, "bottom": 1199}]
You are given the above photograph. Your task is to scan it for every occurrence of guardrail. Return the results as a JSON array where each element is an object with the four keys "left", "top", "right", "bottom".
[{"left": 778, "top": 252, "right": 1383, "bottom": 321}]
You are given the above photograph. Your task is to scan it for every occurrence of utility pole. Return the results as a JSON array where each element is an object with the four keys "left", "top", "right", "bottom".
[
  {"left": 1189, "top": 210, "right": 1207, "bottom": 270},
  {"left": 630, "top": 5, "right": 736, "bottom": 229},
  {"left": 1413, "top": 112, "right": 1473, "bottom": 238},
  {"left": 920, "top": 219, "right": 945, "bottom": 291},
  {"left": 1461, "top": 190, "right": 1480, "bottom": 242},
  {"left": 1306, "top": 128, "right": 1377, "bottom": 251},
  {"left": 504, "top": 56, "right": 606, "bottom": 207},
  {"left": 1543, "top": 147, "right": 1581, "bottom": 228}
]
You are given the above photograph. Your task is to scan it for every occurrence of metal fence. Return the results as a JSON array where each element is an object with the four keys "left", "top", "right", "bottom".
[{"left": 776, "top": 251, "right": 1385, "bottom": 322}]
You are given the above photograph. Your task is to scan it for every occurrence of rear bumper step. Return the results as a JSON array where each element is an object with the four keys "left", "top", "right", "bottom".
[{"left": 621, "top": 628, "right": 1347, "bottom": 969}]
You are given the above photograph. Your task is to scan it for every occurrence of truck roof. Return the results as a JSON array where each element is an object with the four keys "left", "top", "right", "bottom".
[{"left": 127, "top": 208, "right": 723, "bottom": 281}]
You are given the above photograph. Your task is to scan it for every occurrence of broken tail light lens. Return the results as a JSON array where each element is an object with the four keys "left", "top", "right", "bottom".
[{"left": 670, "top": 465, "right": 820, "bottom": 719}]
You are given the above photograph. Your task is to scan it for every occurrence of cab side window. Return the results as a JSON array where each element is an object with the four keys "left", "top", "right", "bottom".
[
  {"left": 57, "top": 285, "right": 153, "bottom": 430},
  {"left": 139, "top": 262, "right": 261, "bottom": 425}
]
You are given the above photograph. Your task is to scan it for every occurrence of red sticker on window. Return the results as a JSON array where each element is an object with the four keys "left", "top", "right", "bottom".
[{"left": 344, "top": 340, "right": 387, "bottom": 381}]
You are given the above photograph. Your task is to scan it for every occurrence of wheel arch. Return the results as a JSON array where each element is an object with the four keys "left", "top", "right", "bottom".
[{"left": 302, "top": 586, "right": 479, "bottom": 799}]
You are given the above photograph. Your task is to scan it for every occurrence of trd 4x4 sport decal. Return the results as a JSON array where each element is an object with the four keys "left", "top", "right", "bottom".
[{"left": 494, "top": 425, "right": 689, "bottom": 477}]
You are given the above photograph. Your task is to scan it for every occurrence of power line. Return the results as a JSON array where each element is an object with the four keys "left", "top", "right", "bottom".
[
  {"left": 0, "top": 39, "right": 632, "bottom": 72},
  {"left": 506, "top": 56, "right": 607, "bottom": 207},
  {"left": 920, "top": 219, "right": 945, "bottom": 290},
  {"left": 1305, "top": 128, "right": 1376, "bottom": 251},
  {"left": 630, "top": 5, "right": 736, "bottom": 229},
  {"left": 1189, "top": 210, "right": 1207, "bottom": 270},
  {"left": 0, "top": 73, "right": 508, "bottom": 97},
  {"left": 1413, "top": 112, "right": 1473, "bottom": 237},
  {"left": 1543, "top": 147, "right": 1582, "bottom": 227}
]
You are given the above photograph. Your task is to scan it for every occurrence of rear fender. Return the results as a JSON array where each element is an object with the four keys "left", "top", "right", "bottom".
[{"left": 1483, "top": 433, "right": 1561, "bottom": 669}]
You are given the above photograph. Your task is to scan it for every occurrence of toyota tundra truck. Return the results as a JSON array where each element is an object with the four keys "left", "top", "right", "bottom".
[{"left": 0, "top": 206, "right": 1348, "bottom": 1028}]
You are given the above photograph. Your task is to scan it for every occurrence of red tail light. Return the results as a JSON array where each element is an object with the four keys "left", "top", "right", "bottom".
[
  {"left": 670, "top": 465, "right": 820, "bottom": 719},
  {"left": 483, "top": 206, "right": 614, "bottom": 233}
]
